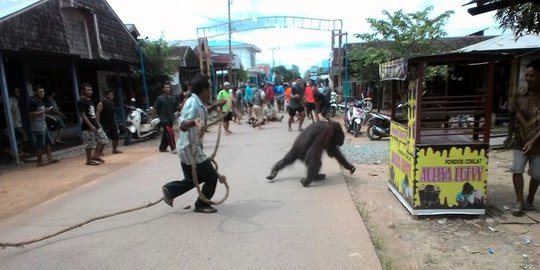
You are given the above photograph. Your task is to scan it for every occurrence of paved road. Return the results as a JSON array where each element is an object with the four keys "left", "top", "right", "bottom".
[{"left": 0, "top": 117, "right": 381, "bottom": 270}]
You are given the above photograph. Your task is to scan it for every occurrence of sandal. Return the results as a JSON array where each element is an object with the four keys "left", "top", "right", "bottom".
[
  {"left": 86, "top": 161, "right": 101, "bottom": 166},
  {"left": 522, "top": 204, "right": 535, "bottom": 211},
  {"left": 92, "top": 157, "right": 105, "bottom": 163},
  {"left": 193, "top": 207, "right": 217, "bottom": 214}
]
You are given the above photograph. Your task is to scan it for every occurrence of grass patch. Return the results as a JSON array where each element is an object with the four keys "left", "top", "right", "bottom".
[
  {"left": 355, "top": 201, "right": 399, "bottom": 270},
  {"left": 356, "top": 202, "right": 370, "bottom": 222}
]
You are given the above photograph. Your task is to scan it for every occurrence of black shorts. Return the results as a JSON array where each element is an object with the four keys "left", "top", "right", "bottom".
[
  {"left": 288, "top": 106, "right": 305, "bottom": 117},
  {"left": 104, "top": 127, "right": 119, "bottom": 141},
  {"left": 305, "top": 102, "right": 316, "bottom": 113},
  {"left": 223, "top": 111, "right": 233, "bottom": 121}
]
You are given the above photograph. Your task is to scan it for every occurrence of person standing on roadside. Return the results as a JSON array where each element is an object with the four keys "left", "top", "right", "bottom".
[
  {"left": 153, "top": 82, "right": 177, "bottom": 154},
  {"left": 244, "top": 82, "right": 254, "bottom": 118},
  {"left": 287, "top": 77, "right": 306, "bottom": 131},
  {"left": 264, "top": 82, "right": 275, "bottom": 108},
  {"left": 505, "top": 58, "right": 540, "bottom": 212},
  {"left": 275, "top": 82, "right": 285, "bottom": 112},
  {"left": 234, "top": 85, "right": 245, "bottom": 124},
  {"left": 217, "top": 82, "right": 234, "bottom": 135},
  {"left": 96, "top": 90, "right": 122, "bottom": 155},
  {"left": 10, "top": 88, "right": 27, "bottom": 156},
  {"left": 304, "top": 80, "right": 318, "bottom": 122},
  {"left": 161, "top": 73, "right": 226, "bottom": 213},
  {"left": 29, "top": 85, "right": 59, "bottom": 167},
  {"left": 44, "top": 92, "right": 66, "bottom": 144},
  {"left": 252, "top": 84, "right": 266, "bottom": 129},
  {"left": 78, "top": 83, "right": 108, "bottom": 166}
]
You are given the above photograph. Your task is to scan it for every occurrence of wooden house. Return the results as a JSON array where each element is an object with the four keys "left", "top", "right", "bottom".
[{"left": 0, "top": 0, "right": 140, "bottom": 162}]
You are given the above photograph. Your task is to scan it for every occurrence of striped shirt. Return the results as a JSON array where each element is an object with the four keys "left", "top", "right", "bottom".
[
  {"left": 177, "top": 94, "right": 208, "bottom": 165},
  {"left": 510, "top": 87, "right": 540, "bottom": 154}
]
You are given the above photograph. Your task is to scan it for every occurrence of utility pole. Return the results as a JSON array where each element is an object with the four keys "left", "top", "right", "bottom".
[
  {"left": 270, "top": 47, "right": 279, "bottom": 82},
  {"left": 332, "top": 31, "right": 347, "bottom": 96},
  {"left": 227, "top": 0, "right": 233, "bottom": 84}
]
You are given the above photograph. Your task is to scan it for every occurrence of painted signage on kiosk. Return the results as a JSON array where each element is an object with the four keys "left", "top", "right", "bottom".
[
  {"left": 415, "top": 147, "right": 488, "bottom": 209},
  {"left": 388, "top": 122, "right": 414, "bottom": 206}
]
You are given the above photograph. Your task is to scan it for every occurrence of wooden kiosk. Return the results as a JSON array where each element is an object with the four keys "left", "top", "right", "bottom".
[{"left": 384, "top": 53, "right": 511, "bottom": 216}]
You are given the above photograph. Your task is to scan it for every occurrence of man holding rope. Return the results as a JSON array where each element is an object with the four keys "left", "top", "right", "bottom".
[{"left": 162, "top": 74, "right": 226, "bottom": 213}]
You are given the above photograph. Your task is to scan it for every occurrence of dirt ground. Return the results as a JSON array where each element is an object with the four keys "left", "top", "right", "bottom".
[
  {"left": 0, "top": 141, "right": 158, "bottom": 220},
  {"left": 343, "top": 133, "right": 540, "bottom": 270}
]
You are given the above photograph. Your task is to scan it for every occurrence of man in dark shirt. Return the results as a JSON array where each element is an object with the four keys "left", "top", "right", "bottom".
[
  {"left": 77, "top": 83, "right": 109, "bottom": 166},
  {"left": 29, "top": 85, "right": 59, "bottom": 167},
  {"left": 152, "top": 82, "right": 177, "bottom": 153},
  {"left": 97, "top": 90, "right": 122, "bottom": 155},
  {"left": 287, "top": 77, "right": 306, "bottom": 131}
]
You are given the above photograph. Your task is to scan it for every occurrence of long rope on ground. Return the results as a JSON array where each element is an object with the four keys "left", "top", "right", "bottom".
[
  {"left": 0, "top": 198, "right": 163, "bottom": 248},
  {"left": 0, "top": 113, "right": 228, "bottom": 248}
]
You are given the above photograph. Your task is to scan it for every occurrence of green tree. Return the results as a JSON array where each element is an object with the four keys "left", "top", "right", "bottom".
[
  {"left": 139, "top": 37, "right": 176, "bottom": 101},
  {"left": 237, "top": 67, "right": 247, "bottom": 83},
  {"left": 350, "top": 6, "right": 454, "bottom": 84},
  {"left": 271, "top": 65, "right": 300, "bottom": 82},
  {"left": 495, "top": 2, "right": 540, "bottom": 37}
]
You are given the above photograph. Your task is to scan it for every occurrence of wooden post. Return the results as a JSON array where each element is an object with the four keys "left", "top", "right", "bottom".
[
  {"left": 0, "top": 52, "right": 19, "bottom": 163},
  {"left": 115, "top": 67, "right": 126, "bottom": 124},
  {"left": 205, "top": 38, "right": 211, "bottom": 79},
  {"left": 70, "top": 58, "right": 81, "bottom": 127},
  {"left": 484, "top": 61, "right": 495, "bottom": 143},
  {"left": 198, "top": 38, "right": 205, "bottom": 75},
  {"left": 415, "top": 63, "right": 424, "bottom": 145}
]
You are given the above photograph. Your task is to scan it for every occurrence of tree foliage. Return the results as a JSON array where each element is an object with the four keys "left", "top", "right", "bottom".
[
  {"left": 349, "top": 6, "right": 454, "bottom": 84},
  {"left": 495, "top": 2, "right": 540, "bottom": 37},
  {"left": 271, "top": 65, "right": 300, "bottom": 82},
  {"left": 139, "top": 37, "right": 176, "bottom": 99}
]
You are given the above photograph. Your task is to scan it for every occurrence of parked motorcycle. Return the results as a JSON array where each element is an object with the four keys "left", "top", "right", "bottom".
[
  {"left": 337, "top": 93, "right": 373, "bottom": 114},
  {"left": 124, "top": 99, "right": 160, "bottom": 146},
  {"left": 366, "top": 103, "right": 408, "bottom": 140},
  {"left": 343, "top": 100, "right": 368, "bottom": 137},
  {"left": 328, "top": 91, "right": 338, "bottom": 117}
]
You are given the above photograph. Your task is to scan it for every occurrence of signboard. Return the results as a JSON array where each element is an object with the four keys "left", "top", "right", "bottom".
[
  {"left": 414, "top": 146, "right": 488, "bottom": 210},
  {"left": 388, "top": 123, "right": 415, "bottom": 207}
]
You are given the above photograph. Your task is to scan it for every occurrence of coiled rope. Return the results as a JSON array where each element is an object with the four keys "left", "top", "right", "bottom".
[
  {"left": 191, "top": 115, "right": 229, "bottom": 205},
  {"left": 0, "top": 114, "right": 227, "bottom": 248}
]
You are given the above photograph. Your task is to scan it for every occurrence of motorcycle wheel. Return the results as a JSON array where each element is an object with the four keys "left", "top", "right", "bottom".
[
  {"left": 337, "top": 101, "right": 346, "bottom": 113},
  {"left": 363, "top": 101, "right": 373, "bottom": 113},
  {"left": 353, "top": 123, "right": 361, "bottom": 137},
  {"left": 123, "top": 132, "right": 133, "bottom": 146},
  {"left": 329, "top": 107, "right": 336, "bottom": 118},
  {"left": 367, "top": 124, "right": 382, "bottom": 140}
]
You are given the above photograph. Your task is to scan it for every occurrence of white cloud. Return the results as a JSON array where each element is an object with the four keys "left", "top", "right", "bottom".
[{"left": 107, "top": 0, "right": 503, "bottom": 72}]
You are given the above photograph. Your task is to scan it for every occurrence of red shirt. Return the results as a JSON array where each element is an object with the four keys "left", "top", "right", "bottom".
[
  {"left": 265, "top": 85, "right": 274, "bottom": 101},
  {"left": 305, "top": 86, "right": 315, "bottom": 103}
]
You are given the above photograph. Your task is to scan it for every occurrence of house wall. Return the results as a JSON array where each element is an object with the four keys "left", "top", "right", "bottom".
[{"left": 211, "top": 47, "right": 257, "bottom": 69}]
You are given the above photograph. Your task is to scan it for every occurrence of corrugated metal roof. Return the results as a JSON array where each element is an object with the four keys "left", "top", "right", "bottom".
[
  {"left": 458, "top": 34, "right": 540, "bottom": 52},
  {"left": 0, "top": 0, "right": 43, "bottom": 21}
]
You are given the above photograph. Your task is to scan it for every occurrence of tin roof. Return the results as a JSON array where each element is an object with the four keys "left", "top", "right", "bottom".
[{"left": 458, "top": 34, "right": 540, "bottom": 52}]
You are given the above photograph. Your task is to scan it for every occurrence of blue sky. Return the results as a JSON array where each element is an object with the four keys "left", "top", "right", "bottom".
[{"left": 107, "top": 0, "right": 503, "bottom": 73}]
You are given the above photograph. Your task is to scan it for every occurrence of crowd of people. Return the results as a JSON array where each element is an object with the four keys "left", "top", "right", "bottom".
[
  {"left": 5, "top": 76, "right": 335, "bottom": 167},
  {"left": 214, "top": 77, "right": 335, "bottom": 134},
  {"left": 6, "top": 84, "right": 125, "bottom": 167}
]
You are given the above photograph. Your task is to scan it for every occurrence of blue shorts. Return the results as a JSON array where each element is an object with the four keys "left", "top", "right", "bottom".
[
  {"left": 32, "top": 130, "right": 52, "bottom": 150},
  {"left": 510, "top": 150, "right": 540, "bottom": 180}
]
